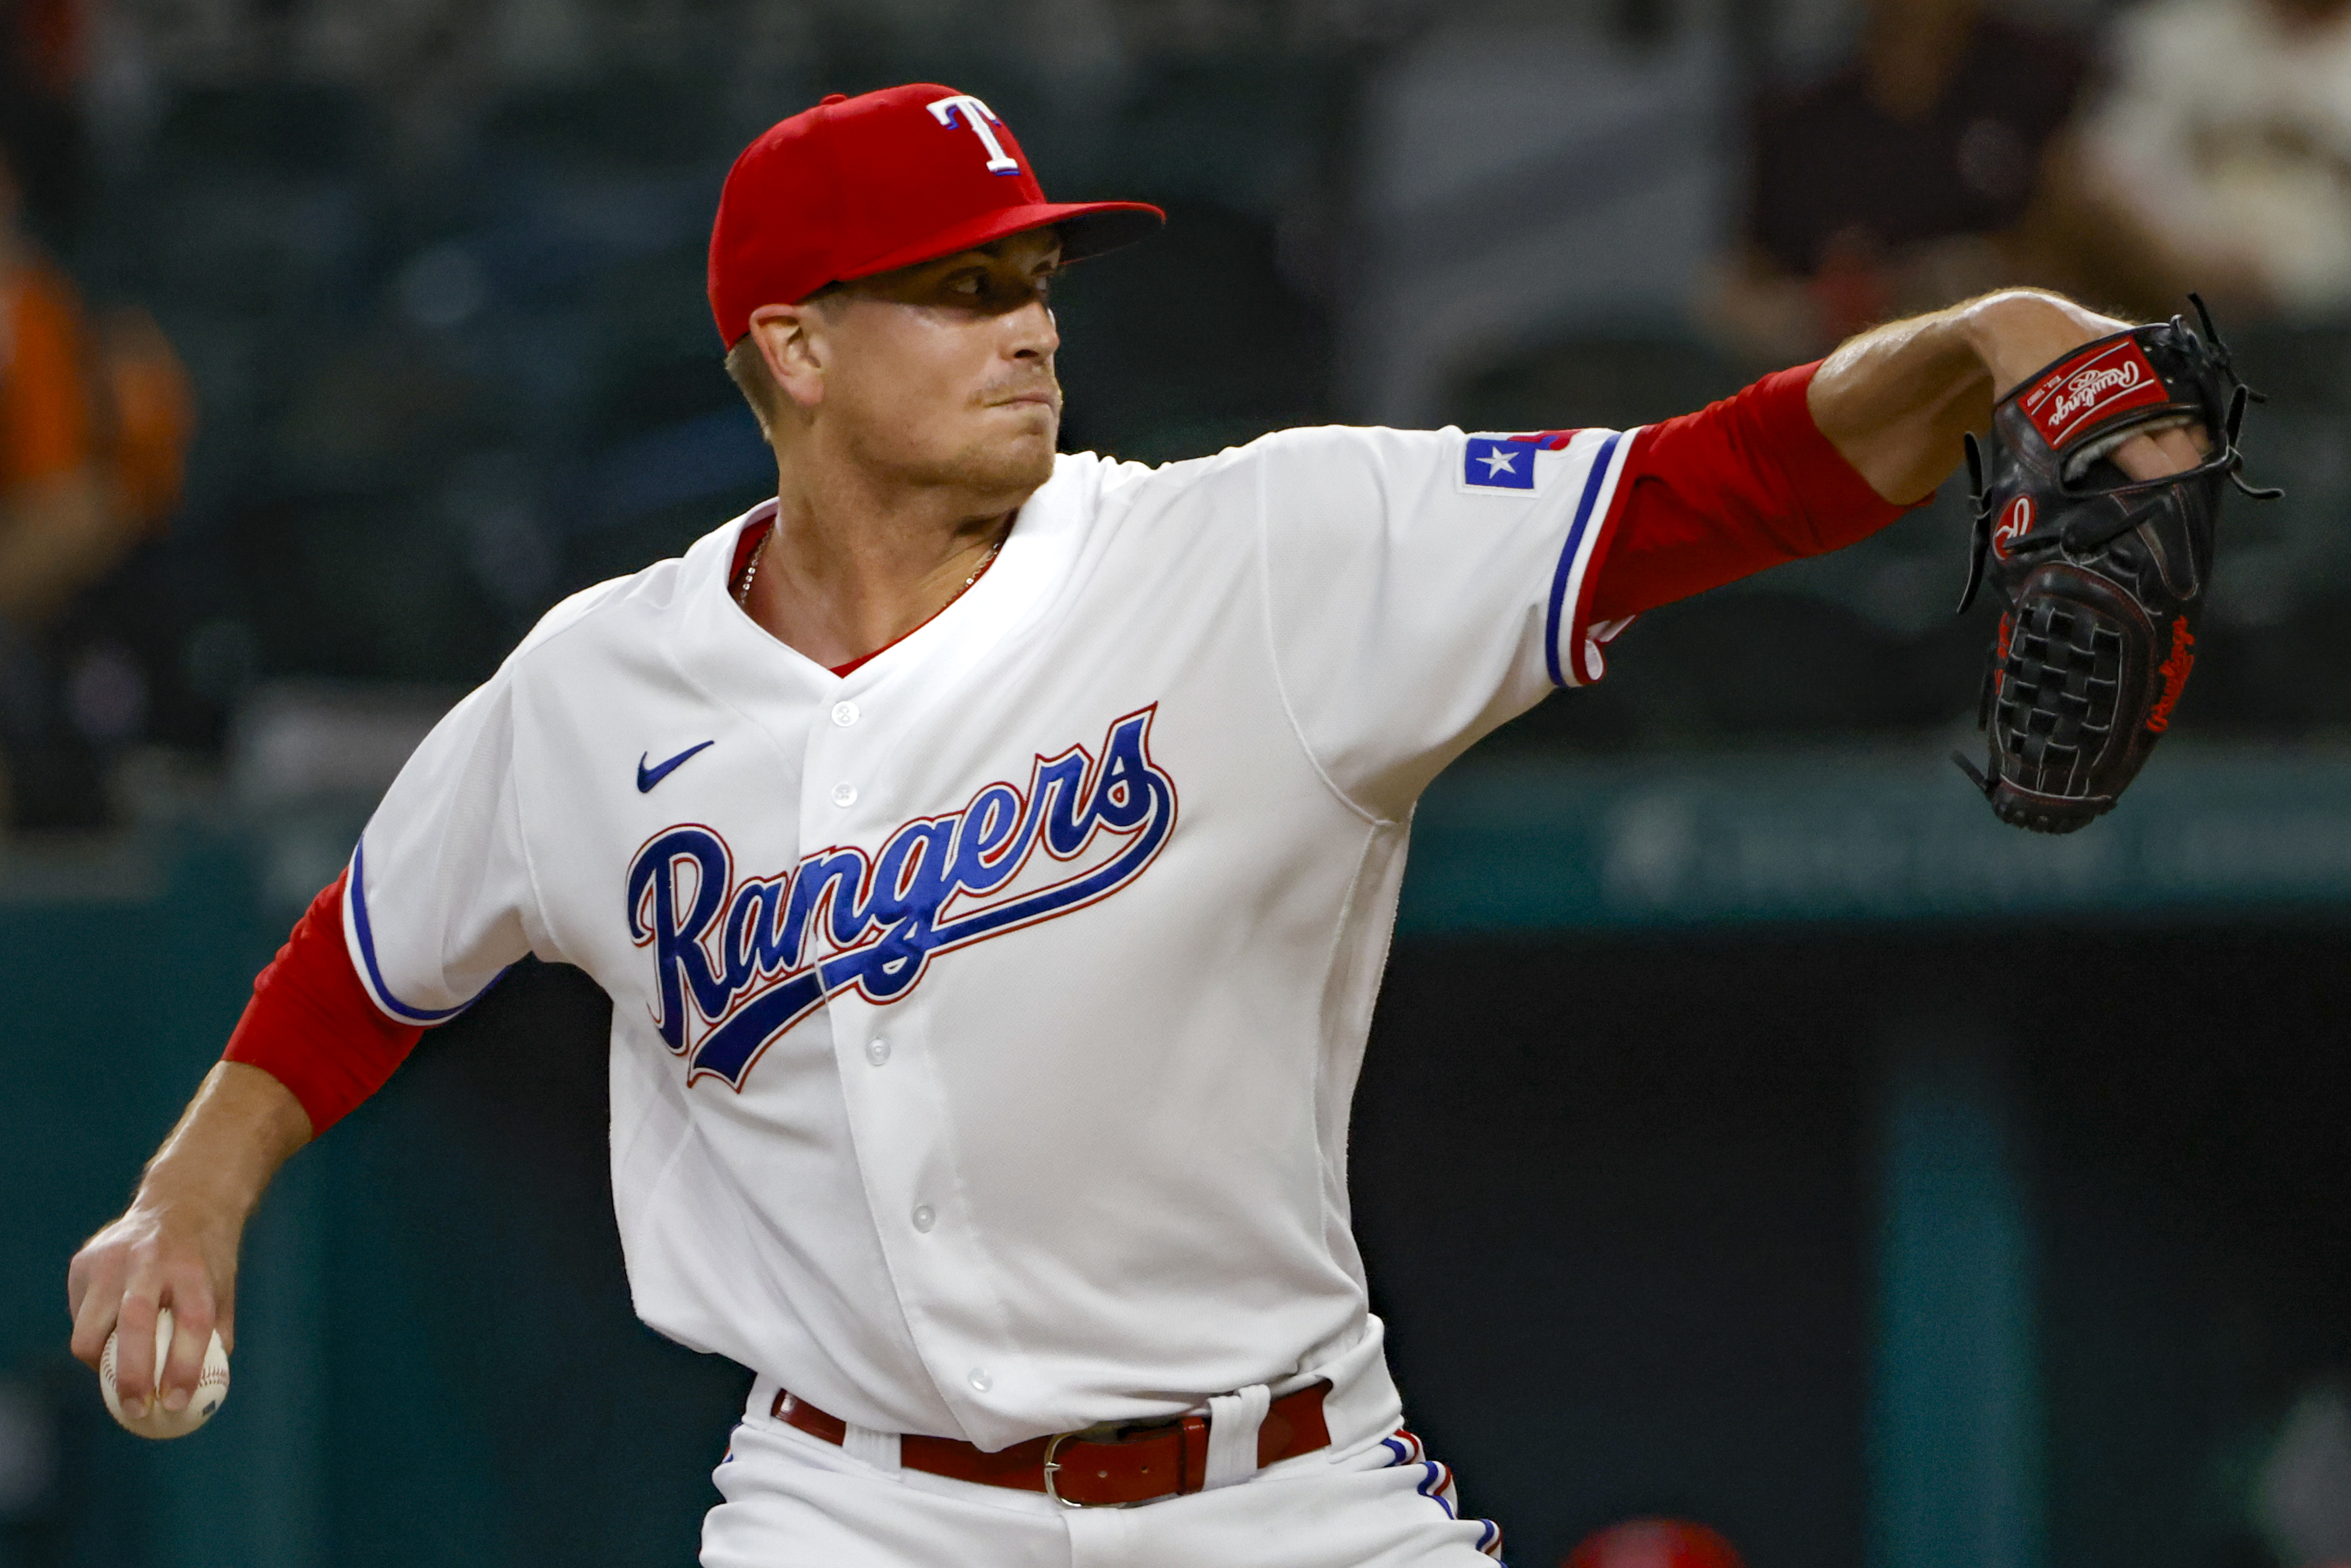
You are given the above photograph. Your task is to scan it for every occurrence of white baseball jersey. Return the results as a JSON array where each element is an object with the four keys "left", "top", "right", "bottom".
[{"left": 343, "top": 423, "right": 1636, "bottom": 1454}]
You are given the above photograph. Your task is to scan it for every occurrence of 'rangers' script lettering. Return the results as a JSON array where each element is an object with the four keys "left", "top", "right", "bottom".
[{"left": 626, "top": 708, "right": 1176, "bottom": 1089}]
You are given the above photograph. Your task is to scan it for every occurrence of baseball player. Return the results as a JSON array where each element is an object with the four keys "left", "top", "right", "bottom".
[{"left": 66, "top": 84, "right": 2210, "bottom": 1565}]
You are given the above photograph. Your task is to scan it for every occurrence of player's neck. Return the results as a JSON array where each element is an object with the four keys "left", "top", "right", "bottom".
[{"left": 740, "top": 461, "right": 1024, "bottom": 671}]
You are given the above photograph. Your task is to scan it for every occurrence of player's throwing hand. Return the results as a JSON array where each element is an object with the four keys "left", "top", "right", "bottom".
[{"left": 66, "top": 1061, "right": 308, "bottom": 1427}]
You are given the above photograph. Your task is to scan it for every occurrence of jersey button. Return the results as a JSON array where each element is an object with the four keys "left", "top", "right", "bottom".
[
  {"left": 967, "top": 1368, "right": 992, "bottom": 1393},
  {"left": 831, "top": 700, "right": 860, "bottom": 727},
  {"left": 831, "top": 782, "right": 857, "bottom": 808},
  {"left": 911, "top": 1204, "right": 935, "bottom": 1232},
  {"left": 865, "top": 1038, "right": 890, "bottom": 1066}
]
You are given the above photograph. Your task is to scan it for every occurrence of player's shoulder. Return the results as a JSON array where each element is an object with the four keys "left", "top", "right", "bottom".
[
  {"left": 1065, "top": 424, "right": 1629, "bottom": 519},
  {"left": 1222, "top": 423, "right": 1625, "bottom": 496},
  {"left": 1073, "top": 425, "right": 1457, "bottom": 498},
  {"left": 1198, "top": 423, "right": 1444, "bottom": 468},
  {"left": 497, "top": 509, "right": 744, "bottom": 678},
  {"left": 508, "top": 575, "right": 636, "bottom": 659}
]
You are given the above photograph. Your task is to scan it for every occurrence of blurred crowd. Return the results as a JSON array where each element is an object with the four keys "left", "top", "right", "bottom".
[
  {"left": 1712, "top": 0, "right": 2351, "bottom": 359},
  {"left": 0, "top": 6, "right": 2345, "bottom": 1565},
  {"left": 0, "top": 0, "right": 2348, "bottom": 832},
  {"left": 2, "top": 0, "right": 192, "bottom": 828}
]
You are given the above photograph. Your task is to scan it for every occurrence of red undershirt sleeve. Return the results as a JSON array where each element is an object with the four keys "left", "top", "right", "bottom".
[
  {"left": 1582, "top": 360, "right": 1926, "bottom": 625},
  {"left": 222, "top": 869, "right": 425, "bottom": 1136}
]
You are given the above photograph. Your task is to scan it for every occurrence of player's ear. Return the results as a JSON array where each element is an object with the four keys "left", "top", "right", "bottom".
[{"left": 747, "top": 301, "right": 829, "bottom": 411}]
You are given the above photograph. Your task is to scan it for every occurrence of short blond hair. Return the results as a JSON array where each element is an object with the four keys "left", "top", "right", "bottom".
[{"left": 724, "top": 336, "right": 788, "bottom": 442}]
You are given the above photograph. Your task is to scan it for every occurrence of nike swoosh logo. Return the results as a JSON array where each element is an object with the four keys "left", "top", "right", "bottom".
[{"left": 637, "top": 741, "right": 715, "bottom": 794}]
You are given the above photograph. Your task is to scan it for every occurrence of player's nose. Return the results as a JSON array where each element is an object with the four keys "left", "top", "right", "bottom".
[{"left": 1005, "top": 296, "right": 1058, "bottom": 361}]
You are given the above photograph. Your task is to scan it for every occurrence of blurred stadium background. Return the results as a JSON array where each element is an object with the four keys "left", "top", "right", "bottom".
[{"left": 3, "top": 0, "right": 2350, "bottom": 1563}]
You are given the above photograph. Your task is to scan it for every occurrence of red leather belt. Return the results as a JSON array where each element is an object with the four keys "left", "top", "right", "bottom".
[{"left": 770, "top": 1380, "right": 1332, "bottom": 1508}]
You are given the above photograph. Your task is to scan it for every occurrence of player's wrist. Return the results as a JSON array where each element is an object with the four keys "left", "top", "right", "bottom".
[
  {"left": 131, "top": 1125, "right": 287, "bottom": 1245},
  {"left": 126, "top": 1168, "right": 255, "bottom": 1235},
  {"left": 1958, "top": 290, "right": 2133, "bottom": 399},
  {"left": 139, "top": 1062, "right": 312, "bottom": 1211}
]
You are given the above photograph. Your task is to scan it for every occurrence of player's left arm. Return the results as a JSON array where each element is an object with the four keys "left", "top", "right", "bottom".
[
  {"left": 1246, "top": 289, "right": 2223, "bottom": 815},
  {"left": 1585, "top": 289, "right": 2212, "bottom": 626},
  {"left": 1808, "top": 287, "right": 2207, "bottom": 503}
]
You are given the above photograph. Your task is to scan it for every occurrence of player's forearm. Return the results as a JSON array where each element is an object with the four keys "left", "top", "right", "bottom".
[
  {"left": 72, "top": 848, "right": 412, "bottom": 1390},
  {"left": 127, "top": 1063, "right": 312, "bottom": 1252},
  {"left": 1806, "top": 289, "right": 2134, "bottom": 505},
  {"left": 69, "top": 1061, "right": 310, "bottom": 1377}
]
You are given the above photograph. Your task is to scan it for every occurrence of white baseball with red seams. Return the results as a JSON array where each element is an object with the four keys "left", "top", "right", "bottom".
[
  {"left": 99, "top": 1308, "right": 230, "bottom": 1439},
  {"left": 340, "top": 428, "right": 1631, "bottom": 1484}
]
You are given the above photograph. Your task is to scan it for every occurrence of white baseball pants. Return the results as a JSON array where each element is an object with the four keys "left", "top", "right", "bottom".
[{"left": 700, "top": 1414, "right": 1506, "bottom": 1567}]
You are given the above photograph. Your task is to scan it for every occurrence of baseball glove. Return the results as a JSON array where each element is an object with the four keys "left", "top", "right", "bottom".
[{"left": 1951, "top": 296, "right": 2279, "bottom": 834}]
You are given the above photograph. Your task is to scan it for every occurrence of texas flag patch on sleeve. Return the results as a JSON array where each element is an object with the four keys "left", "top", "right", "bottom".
[{"left": 1460, "top": 430, "right": 1580, "bottom": 494}]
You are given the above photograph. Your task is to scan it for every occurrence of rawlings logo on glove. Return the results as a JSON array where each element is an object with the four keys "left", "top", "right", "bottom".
[
  {"left": 2147, "top": 617, "right": 2195, "bottom": 734},
  {"left": 2021, "top": 338, "right": 2169, "bottom": 447},
  {"left": 1990, "top": 495, "right": 2033, "bottom": 561},
  {"left": 1952, "top": 297, "right": 2279, "bottom": 834}
]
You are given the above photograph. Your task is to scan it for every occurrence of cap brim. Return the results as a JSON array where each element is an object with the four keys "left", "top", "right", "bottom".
[{"left": 833, "top": 199, "right": 1165, "bottom": 290}]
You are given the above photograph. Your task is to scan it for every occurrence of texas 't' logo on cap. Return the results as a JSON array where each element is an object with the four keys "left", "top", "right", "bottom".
[{"left": 706, "top": 84, "right": 1164, "bottom": 347}]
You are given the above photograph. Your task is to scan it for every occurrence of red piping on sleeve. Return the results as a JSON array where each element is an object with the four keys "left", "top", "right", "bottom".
[
  {"left": 222, "top": 868, "right": 425, "bottom": 1136},
  {"left": 1585, "top": 361, "right": 1924, "bottom": 624}
]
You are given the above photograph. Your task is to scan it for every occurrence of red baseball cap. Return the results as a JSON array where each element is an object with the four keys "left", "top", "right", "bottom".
[{"left": 707, "top": 83, "right": 1164, "bottom": 347}]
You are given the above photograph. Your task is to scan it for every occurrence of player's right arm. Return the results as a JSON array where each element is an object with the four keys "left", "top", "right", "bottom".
[
  {"left": 66, "top": 1062, "right": 311, "bottom": 1421},
  {"left": 67, "top": 857, "right": 436, "bottom": 1415},
  {"left": 66, "top": 607, "right": 568, "bottom": 1418}
]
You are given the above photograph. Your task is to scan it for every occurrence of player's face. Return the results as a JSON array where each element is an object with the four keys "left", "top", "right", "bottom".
[{"left": 817, "top": 230, "right": 1065, "bottom": 502}]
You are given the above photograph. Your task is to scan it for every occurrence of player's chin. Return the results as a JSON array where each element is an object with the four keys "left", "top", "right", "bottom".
[
  {"left": 987, "top": 399, "right": 1059, "bottom": 444},
  {"left": 960, "top": 423, "right": 1059, "bottom": 493}
]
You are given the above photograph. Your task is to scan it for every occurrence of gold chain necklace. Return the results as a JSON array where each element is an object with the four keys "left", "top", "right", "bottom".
[{"left": 733, "top": 529, "right": 1005, "bottom": 610}]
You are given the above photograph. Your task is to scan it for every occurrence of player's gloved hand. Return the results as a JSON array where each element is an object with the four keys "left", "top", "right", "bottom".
[
  {"left": 1952, "top": 293, "right": 2280, "bottom": 833},
  {"left": 1969, "top": 295, "right": 2211, "bottom": 482},
  {"left": 66, "top": 1061, "right": 310, "bottom": 1420}
]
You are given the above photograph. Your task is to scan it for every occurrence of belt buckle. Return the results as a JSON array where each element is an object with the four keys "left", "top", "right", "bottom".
[
  {"left": 1040, "top": 1422, "right": 1159, "bottom": 1509},
  {"left": 1039, "top": 1430, "right": 1085, "bottom": 1508}
]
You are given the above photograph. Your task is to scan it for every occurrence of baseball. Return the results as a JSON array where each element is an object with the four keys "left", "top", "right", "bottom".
[{"left": 98, "top": 1308, "right": 229, "bottom": 1439}]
